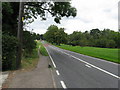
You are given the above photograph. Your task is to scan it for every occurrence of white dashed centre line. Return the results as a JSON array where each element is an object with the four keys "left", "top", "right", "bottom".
[
  {"left": 85, "top": 64, "right": 91, "bottom": 68},
  {"left": 60, "top": 81, "right": 67, "bottom": 89},
  {"left": 56, "top": 70, "right": 60, "bottom": 75}
]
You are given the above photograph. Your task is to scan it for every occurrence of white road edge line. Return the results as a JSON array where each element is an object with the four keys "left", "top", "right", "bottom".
[
  {"left": 45, "top": 47, "right": 57, "bottom": 68},
  {"left": 60, "top": 81, "right": 67, "bottom": 89},
  {"left": 51, "top": 46, "right": 120, "bottom": 79},
  {"left": 85, "top": 64, "right": 91, "bottom": 68},
  {"left": 56, "top": 70, "right": 60, "bottom": 75}
]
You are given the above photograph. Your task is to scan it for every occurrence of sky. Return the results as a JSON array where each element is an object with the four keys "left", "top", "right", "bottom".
[{"left": 27, "top": 0, "right": 119, "bottom": 34}]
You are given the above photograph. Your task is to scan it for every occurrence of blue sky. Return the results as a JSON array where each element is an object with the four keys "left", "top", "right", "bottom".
[{"left": 27, "top": 0, "right": 119, "bottom": 34}]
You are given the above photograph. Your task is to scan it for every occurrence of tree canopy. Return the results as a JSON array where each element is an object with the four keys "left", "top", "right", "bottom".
[
  {"left": 24, "top": 2, "right": 77, "bottom": 24},
  {"left": 44, "top": 25, "right": 67, "bottom": 45},
  {"left": 2, "top": 2, "right": 77, "bottom": 35}
]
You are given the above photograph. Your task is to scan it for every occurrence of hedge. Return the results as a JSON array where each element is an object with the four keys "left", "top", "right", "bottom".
[{"left": 2, "top": 34, "right": 18, "bottom": 71}]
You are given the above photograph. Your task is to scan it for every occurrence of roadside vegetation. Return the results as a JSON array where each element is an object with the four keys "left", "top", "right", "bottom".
[
  {"left": 44, "top": 25, "right": 119, "bottom": 48},
  {"left": 44, "top": 25, "right": 67, "bottom": 45},
  {"left": 57, "top": 44, "right": 119, "bottom": 63},
  {"left": 43, "top": 25, "right": 119, "bottom": 63},
  {"left": 2, "top": 2, "right": 76, "bottom": 70},
  {"left": 39, "top": 42, "right": 48, "bottom": 56},
  {"left": 21, "top": 40, "right": 48, "bottom": 70},
  {"left": 2, "top": 31, "right": 41, "bottom": 71},
  {"left": 21, "top": 41, "right": 39, "bottom": 70}
]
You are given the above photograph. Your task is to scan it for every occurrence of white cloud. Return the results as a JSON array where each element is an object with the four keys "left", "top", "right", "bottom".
[{"left": 28, "top": 0, "right": 119, "bottom": 34}]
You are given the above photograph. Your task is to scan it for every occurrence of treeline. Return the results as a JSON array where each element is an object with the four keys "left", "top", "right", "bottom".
[
  {"left": 44, "top": 25, "right": 120, "bottom": 48},
  {"left": 2, "top": 2, "right": 40, "bottom": 71}
]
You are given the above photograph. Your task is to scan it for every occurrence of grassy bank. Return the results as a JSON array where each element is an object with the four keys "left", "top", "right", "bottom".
[
  {"left": 21, "top": 40, "right": 48, "bottom": 70},
  {"left": 21, "top": 40, "right": 40, "bottom": 70},
  {"left": 39, "top": 42, "right": 48, "bottom": 56},
  {"left": 57, "top": 44, "right": 119, "bottom": 63}
]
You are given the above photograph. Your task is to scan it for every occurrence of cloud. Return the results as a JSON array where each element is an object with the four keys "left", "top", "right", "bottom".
[{"left": 28, "top": 0, "right": 119, "bottom": 34}]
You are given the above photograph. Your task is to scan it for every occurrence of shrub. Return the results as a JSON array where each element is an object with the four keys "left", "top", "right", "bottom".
[
  {"left": 22, "top": 31, "right": 36, "bottom": 57},
  {"left": 95, "top": 39, "right": 107, "bottom": 48},
  {"left": 2, "top": 34, "right": 18, "bottom": 71},
  {"left": 106, "top": 40, "right": 116, "bottom": 48}
]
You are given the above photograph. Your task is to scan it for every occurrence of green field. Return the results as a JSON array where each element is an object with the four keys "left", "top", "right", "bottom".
[{"left": 57, "top": 44, "right": 119, "bottom": 63}]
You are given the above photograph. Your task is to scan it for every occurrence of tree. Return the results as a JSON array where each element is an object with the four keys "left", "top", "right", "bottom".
[
  {"left": 68, "top": 31, "right": 86, "bottom": 46},
  {"left": 55, "top": 28, "right": 68, "bottom": 45},
  {"left": 2, "top": 2, "right": 19, "bottom": 36},
  {"left": 44, "top": 25, "right": 67, "bottom": 45},
  {"left": 40, "top": 34, "right": 44, "bottom": 40},
  {"left": 2, "top": 2, "right": 77, "bottom": 69},
  {"left": 18, "top": 2, "right": 77, "bottom": 68},
  {"left": 2, "top": 34, "right": 18, "bottom": 71},
  {"left": 67, "top": 29, "right": 119, "bottom": 48},
  {"left": 24, "top": 2, "right": 77, "bottom": 24},
  {"left": 23, "top": 31, "right": 36, "bottom": 57},
  {"left": 90, "top": 28, "right": 101, "bottom": 39}
]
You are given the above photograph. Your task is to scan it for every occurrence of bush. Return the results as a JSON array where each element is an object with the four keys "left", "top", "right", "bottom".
[
  {"left": 23, "top": 31, "right": 36, "bottom": 57},
  {"left": 2, "top": 34, "right": 18, "bottom": 71},
  {"left": 95, "top": 39, "right": 107, "bottom": 48},
  {"left": 106, "top": 40, "right": 116, "bottom": 48}
]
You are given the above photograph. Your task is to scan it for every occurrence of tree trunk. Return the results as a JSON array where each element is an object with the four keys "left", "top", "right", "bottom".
[{"left": 16, "top": 2, "right": 24, "bottom": 69}]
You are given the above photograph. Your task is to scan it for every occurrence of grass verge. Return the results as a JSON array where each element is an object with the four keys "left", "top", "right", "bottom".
[
  {"left": 39, "top": 42, "right": 48, "bottom": 56},
  {"left": 21, "top": 40, "right": 40, "bottom": 70},
  {"left": 57, "top": 44, "right": 119, "bottom": 63}
]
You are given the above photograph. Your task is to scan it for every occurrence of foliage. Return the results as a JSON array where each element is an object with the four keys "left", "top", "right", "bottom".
[
  {"left": 2, "top": 34, "right": 18, "bottom": 71},
  {"left": 21, "top": 42, "right": 39, "bottom": 70},
  {"left": 23, "top": 31, "right": 37, "bottom": 57},
  {"left": 44, "top": 26, "right": 119, "bottom": 48},
  {"left": 44, "top": 25, "right": 67, "bottom": 45},
  {"left": 24, "top": 2, "right": 77, "bottom": 24},
  {"left": 2, "top": 2, "right": 77, "bottom": 34},
  {"left": 68, "top": 29, "right": 119, "bottom": 48},
  {"left": 2, "top": 2, "right": 77, "bottom": 70},
  {"left": 31, "top": 32, "right": 41, "bottom": 40},
  {"left": 39, "top": 42, "right": 48, "bottom": 56},
  {"left": 57, "top": 44, "right": 119, "bottom": 63},
  {"left": 2, "top": 2, "right": 19, "bottom": 36}
]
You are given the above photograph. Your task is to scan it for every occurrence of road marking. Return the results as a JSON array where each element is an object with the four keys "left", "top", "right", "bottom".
[
  {"left": 51, "top": 46, "right": 120, "bottom": 79},
  {"left": 68, "top": 53, "right": 120, "bottom": 79},
  {"left": 63, "top": 48, "right": 118, "bottom": 65},
  {"left": 56, "top": 70, "right": 60, "bottom": 75},
  {"left": 85, "top": 64, "right": 91, "bottom": 68},
  {"left": 60, "top": 81, "right": 67, "bottom": 89},
  {"left": 45, "top": 47, "right": 57, "bottom": 68},
  {"left": 51, "top": 45, "right": 118, "bottom": 65}
]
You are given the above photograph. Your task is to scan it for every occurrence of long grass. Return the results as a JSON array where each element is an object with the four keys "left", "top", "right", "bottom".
[
  {"left": 57, "top": 44, "right": 119, "bottom": 63},
  {"left": 39, "top": 41, "right": 48, "bottom": 56},
  {"left": 21, "top": 40, "right": 39, "bottom": 70}
]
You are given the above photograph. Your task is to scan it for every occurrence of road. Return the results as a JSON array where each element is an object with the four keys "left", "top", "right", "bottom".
[{"left": 44, "top": 43, "right": 119, "bottom": 88}]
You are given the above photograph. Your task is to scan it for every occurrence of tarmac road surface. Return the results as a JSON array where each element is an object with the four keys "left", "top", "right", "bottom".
[{"left": 45, "top": 44, "right": 119, "bottom": 88}]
